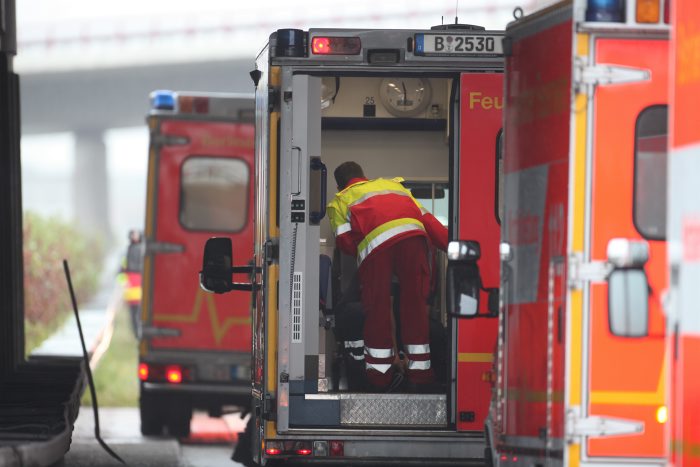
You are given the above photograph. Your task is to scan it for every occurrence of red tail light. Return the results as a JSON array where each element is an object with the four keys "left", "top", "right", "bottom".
[
  {"left": 138, "top": 363, "right": 149, "bottom": 381},
  {"left": 330, "top": 440, "right": 344, "bottom": 456},
  {"left": 265, "top": 447, "right": 281, "bottom": 456},
  {"left": 166, "top": 365, "right": 183, "bottom": 384},
  {"left": 296, "top": 448, "right": 312, "bottom": 456}
]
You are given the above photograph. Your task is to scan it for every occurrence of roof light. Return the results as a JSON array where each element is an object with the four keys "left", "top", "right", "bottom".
[
  {"left": 276, "top": 29, "right": 306, "bottom": 57},
  {"left": 586, "top": 0, "right": 625, "bottom": 22},
  {"left": 637, "top": 0, "right": 660, "bottom": 23},
  {"left": 166, "top": 365, "right": 183, "bottom": 384},
  {"left": 311, "top": 36, "right": 361, "bottom": 55},
  {"left": 138, "top": 363, "right": 149, "bottom": 381},
  {"left": 150, "top": 90, "right": 176, "bottom": 111},
  {"left": 178, "top": 96, "right": 209, "bottom": 114}
]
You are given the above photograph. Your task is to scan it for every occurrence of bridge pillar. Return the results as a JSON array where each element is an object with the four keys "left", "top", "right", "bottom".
[{"left": 73, "top": 129, "right": 111, "bottom": 243}]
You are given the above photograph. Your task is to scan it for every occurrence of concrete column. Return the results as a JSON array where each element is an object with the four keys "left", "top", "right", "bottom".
[{"left": 73, "top": 129, "right": 111, "bottom": 243}]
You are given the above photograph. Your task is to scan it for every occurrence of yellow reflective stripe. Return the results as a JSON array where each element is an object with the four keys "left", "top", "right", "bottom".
[
  {"left": 357, "top": 218, "right": 425, "bottom": 263},
  {"left": 348, "top": 189, "right": 412, "bottom": 208},
  {"left": 457, "top": 352, "right": 494, "bottom": 363}
]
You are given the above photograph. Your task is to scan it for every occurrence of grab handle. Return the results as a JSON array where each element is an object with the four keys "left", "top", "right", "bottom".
[{"left": 309, "top": 158, "right": 327, "bottom": 224}]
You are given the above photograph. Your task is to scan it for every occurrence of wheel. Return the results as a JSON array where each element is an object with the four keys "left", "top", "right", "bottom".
[
  {"left": 139, "top": 391, "right": 164, "bottom": 436},
  {"left": 166, "top": 398, "right": 192, "bottom": 438}
]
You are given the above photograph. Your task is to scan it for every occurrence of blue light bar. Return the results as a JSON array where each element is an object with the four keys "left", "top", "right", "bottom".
[
  {"left": 150, "top": 90, "right": 176, "bottom": 111},
  {"left": 586, "top": 0, "right": 625, "bottom": 22}
]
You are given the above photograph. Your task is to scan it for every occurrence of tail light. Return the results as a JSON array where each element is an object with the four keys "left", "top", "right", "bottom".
[
  {"left": 637, "top": 0, "right": 661, "bottom": 23},
  {"left": 329, "top": 440, "right": 344, "bottom": 457},
  {"left": 265, "top": 441, "right": 283, "bottom": 456},
  {"left": 165, "top": 365, "right": 183, "bottom": 384},
  {"left": 137, "top": 363, "right": 149, "bottom": 381}
]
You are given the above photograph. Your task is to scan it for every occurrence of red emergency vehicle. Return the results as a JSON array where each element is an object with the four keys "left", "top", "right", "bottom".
[
  {"left": 668, "top": 0, "right": 700, "bottom": 464},
  {"left": 489, "top": 0, "right": 671, "bottom": 465},
  {"left": 200, "top": 25, "right": 504, "bottom": 464},
  {"left": 139, "top": 91, "right": 255, "bottom": 437}
]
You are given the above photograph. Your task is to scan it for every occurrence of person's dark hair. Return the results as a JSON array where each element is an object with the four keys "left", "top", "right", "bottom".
[{"left": 334, "top": 161, "right": 365, "bottom": 190}]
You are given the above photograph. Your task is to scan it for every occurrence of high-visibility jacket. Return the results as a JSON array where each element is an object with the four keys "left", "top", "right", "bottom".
[{"left": 327, "top": 177, "right": 448, "bottom": 264}]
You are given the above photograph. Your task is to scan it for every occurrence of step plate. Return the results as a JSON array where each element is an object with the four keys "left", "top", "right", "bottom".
[{"left": 339, "top": 393, "right": 446, "bottom": 426}]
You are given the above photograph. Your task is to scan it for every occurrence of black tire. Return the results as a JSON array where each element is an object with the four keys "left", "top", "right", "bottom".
[
  {"left": 166, "top": 398, "right": 192, "bottom": 438},
  {"left": 140, "top": 392, "right": 164, "bottom": 436},
  {"left": 231, "top": 416, "right": 255, "bottom": 466}
]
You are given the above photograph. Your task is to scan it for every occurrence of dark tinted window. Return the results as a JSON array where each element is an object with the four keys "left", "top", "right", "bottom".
[{"left": 634, "top": 106, "right": 667, "bottom": 240}]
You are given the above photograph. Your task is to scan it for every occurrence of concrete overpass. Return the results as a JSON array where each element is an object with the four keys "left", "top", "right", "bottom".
[{"left": 20, "top": 58, "right": 255, "bottom": 238}]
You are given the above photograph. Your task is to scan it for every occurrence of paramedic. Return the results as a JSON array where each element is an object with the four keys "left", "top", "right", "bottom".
[{"left": 328, "top": 161, "right": 448, "bottom": 391}]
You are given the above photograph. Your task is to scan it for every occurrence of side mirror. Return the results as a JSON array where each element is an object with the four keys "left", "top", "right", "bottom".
[
  {"left": 608, "top": 269, "right": 649, "bottom": 337},
  {"left": 447, "top": 240, "right": 481, "bottom": 318},
  {"left": 200, "top": 237, "right": 234, "bottom": 294}
]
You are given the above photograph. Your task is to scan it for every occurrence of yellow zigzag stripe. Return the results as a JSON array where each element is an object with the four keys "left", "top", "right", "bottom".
[{"left": 154, "top": 287, "right": 251, "bottom": 346}]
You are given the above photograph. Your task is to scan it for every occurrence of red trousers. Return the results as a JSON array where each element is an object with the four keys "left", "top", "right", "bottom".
[{"left": 359, "top": 235, "right": 434, "bottom": 388}]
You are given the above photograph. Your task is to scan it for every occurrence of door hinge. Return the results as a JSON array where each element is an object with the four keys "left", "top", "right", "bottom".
[
  {"left": 565, "top": 407, "right": 644, "bottom": 443},
  {"left": 568, "top": 253, "right": 611, "bottom": 289},
  {"left": 574, "top": 59, "right": 650, "bottom": 89}
]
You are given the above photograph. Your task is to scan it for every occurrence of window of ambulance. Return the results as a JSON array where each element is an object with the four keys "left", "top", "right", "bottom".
[
  {"left": 180, "top": 156, "right": 249, "bottom": 232},
  {"left": 634, "top": 105, "right": 668, "bottom": 240},
  {"left": 403, "top": 181, "right": 449, "bottom": 226}
]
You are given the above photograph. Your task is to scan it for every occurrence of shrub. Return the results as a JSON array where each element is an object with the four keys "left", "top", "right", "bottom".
[{"left": 23, "top": 211, "right": 105, "bottom": 351}]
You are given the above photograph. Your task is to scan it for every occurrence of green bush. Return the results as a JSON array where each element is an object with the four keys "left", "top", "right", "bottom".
[{"left": 23, "top": 211, "right": 105, "bottom": 352}]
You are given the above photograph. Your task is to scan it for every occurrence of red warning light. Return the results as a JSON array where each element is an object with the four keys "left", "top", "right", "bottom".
[{"left": 311, "top": 36, "right": 361, "bottom": 55}]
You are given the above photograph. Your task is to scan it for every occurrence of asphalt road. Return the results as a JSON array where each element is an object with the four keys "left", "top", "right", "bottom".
[{"left": 53, "top": 407, "right": 247, "bottom": 467}]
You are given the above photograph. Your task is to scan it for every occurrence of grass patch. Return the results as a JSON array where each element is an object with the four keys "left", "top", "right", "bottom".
[
  {"left": 82, "top": 306, "right": 139, "bottom": 407},
  {"left": 25, "top": 311, "right": 70, "bottom": 354}
]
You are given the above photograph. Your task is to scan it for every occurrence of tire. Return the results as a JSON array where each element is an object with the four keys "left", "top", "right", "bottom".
[
  {"left": 231, "top": 417, "right": 255, "bottom": 466},
  {"left": 140, "top": 392, "right": 164, "bottom": 436},
  {"left": 166, "top": 398, "right": 192, "bottom": 438}
]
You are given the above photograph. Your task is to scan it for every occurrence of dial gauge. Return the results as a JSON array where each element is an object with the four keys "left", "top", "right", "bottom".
[{"left": 378, "top": 77, "right": 432, "bottom": 117}]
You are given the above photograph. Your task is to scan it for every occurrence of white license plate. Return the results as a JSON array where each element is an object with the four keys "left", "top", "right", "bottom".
[{"left": 414, "top": 33, "right": 503, "bottom": 56}]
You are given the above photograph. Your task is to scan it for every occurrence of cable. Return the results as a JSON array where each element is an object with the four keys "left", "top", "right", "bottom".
[{"left": 63, "top": 260, "right": 127, "bottom": 465}]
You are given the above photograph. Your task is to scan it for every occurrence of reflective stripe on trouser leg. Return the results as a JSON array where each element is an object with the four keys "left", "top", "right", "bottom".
[
  {"left": 359, "top": 245, "right": 395, "bottom": 388},
  {"left": 395, "top": 236, "right": 435, "bottom": 385},
  {"left": 344, "top": 340, "right": 365, "bottom": 361}
]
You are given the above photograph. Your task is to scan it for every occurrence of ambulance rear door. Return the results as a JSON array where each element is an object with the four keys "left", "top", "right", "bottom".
[
  {"left": 144, "top": 115, "right": 255, "bottom": 359},
  {"left": 454, "top": 72, "right": 503, "bottom": 431},
  {"left": 581, "top": 33, "right": 668, "bottom": 461}
]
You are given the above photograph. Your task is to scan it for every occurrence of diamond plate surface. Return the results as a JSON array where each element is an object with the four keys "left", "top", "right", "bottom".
[{"left": 340, "top": 394, "right": 446, "bottom": 426}]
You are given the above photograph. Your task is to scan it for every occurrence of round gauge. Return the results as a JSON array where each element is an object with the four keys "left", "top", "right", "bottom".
[
  {"left": 321, "top": 77, "right": 339, "bottom": 110},
  {"left": 378, "top": 77, "right": 432, "bottom": 117}
]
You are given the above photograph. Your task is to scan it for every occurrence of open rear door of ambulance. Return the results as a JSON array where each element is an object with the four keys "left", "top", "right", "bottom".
[
  {"left": 581, "top": 35, "right": 669, "bottom": 463},
  {"left": 454, "top": 72, "right": 503, "bottom": 432},
  {"left": 144, "top": 117, "right": 255, "bottom": 360}
]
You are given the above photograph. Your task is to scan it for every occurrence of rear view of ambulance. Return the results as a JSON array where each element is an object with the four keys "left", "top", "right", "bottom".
[{"left": 139, "top": 91, "right": 255, "bottom": 437}]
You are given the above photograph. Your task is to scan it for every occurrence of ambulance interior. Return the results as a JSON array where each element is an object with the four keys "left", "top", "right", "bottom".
[{"left": 315, "top": 75, "right": 452, "bottom": 397}]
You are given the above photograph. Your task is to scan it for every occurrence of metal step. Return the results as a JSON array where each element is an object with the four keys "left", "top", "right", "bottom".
[{"left": 306, "top": 393, "right": 447, "bottom": 427}]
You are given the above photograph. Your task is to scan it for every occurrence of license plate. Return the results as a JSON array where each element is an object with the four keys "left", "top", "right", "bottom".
[{"left": 414, "top": 33, "right": 503, "bottom": 56}]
